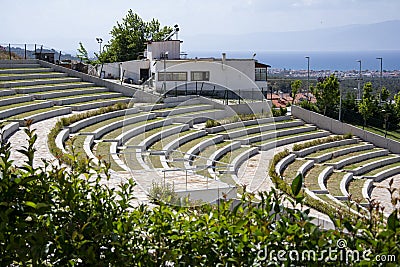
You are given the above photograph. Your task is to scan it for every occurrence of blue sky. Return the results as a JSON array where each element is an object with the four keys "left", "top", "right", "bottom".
[{"left": 1, "top": 0, "right": 399, "bottom": 54}]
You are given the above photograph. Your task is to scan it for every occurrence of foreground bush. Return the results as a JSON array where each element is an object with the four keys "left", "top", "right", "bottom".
[{"left": 0, "top": 126, "right": 399, "bottom": 266}]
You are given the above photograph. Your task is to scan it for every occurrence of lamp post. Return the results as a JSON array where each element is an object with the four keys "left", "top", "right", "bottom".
[
  {"left": 305, "top": 56, "right": 310, "bottom": 101},
  {"left": 356, "top": 60, "right": 362, "bottom": 100},
  {"left": 338, "top": 79, "right": 342, "bottom": 121},
  {"left": 163, "top": 51, "right": 169, "bottom": 95},
  {"left": 96, "top": 37, "right": 103, "bottom": 55},
  {"left": 382, "top": 109, "right": 389, "bottom": 138},
  {"left": 376, "top": 57, "right": 383, "bottom": 103}
]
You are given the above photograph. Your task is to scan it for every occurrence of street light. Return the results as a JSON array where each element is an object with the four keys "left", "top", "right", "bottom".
[
  {"left": 338, "top": 79, "right": 342, "bottom": 121},
  {"left": 356, "top": 60, "right": 362, "bottom": 100},
  {"left": 382, "top": 109, "right": 389, "bottom": 138},
  {"left": 305, "top": 56, "right": 310, "bottom": 101},
  {"left": 96, "top": 37, "right": 103, "bottom": 55},
  {"left": 376, "top": 57, "right": 383, "bottom": 103}
]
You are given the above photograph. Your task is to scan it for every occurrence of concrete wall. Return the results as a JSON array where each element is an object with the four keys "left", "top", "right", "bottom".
[
  {"left": 292, "top": 105, "right": 400, "bottom": 154},
  {"left": 36, "top": 59, "right": 159, "bottom": 103}
]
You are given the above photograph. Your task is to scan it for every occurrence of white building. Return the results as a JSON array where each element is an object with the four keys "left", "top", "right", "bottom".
[{"left": 99, "top": 37, "right": 270, "bottom": 99}]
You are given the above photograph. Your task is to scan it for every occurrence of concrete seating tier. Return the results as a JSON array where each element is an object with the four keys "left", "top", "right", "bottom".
[
  {"left": 0, "top": 72, "right": 68, "bottom": 81},
  {"left": 0, "top": 67, "right": 52, "bottom": 74}
]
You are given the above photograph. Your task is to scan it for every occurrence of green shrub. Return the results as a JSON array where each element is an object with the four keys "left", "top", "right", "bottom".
[
  {"left": 2, "top": 120, "right": 399, "bottom": 266},
  {"left": 47, "top": 103, "right": 129, "bottom": 165},
  {"left": 292, "top": 135, "right": 347, "bottom": 151},
  {"left": 299, "top": 100, "right": 320, "bottom": 113},
  {"left": 205, "top": 119, "right": 221, "bottom": 128}
]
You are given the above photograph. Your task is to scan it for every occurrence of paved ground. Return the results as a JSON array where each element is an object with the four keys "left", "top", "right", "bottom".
[{"left": 371, "top": 174, "right": 400, "bottom": 216}]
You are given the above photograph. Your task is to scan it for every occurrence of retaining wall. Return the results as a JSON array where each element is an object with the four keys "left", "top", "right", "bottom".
[{"left": 292, "top": 105, "right": 400, "bottom": 154}]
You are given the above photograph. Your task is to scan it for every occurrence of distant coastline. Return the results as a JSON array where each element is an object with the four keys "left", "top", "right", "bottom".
[{"left": 187, "top": 50, "right": 400, "bottom": 71}]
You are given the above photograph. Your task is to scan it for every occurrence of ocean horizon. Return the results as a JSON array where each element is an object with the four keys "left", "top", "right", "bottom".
[{"left": 187, "top": 50, "right": 400, "bottom": 71}]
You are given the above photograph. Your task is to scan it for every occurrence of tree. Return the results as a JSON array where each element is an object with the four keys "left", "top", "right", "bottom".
[
  {"left": 358, "top": 82, "right": 376, "bottom": 129},
  {"left": 313, "top": 74, "right": 340, "bottom": 116},
  {"left": 98, "top": 10, "right": 173, "bottom": 62},
  {"left": 381, "top": 86, "right": 390, "bottom": 103},
  {"left": 290, "top": 80, "right": 302, "bottom": 104},
  {"left": 76, "top": 42, "right": 91, "bottom": 64}
]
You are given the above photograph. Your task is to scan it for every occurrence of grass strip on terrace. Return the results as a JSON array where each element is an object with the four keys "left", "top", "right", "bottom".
[
  {"left": 252, "top": 130, "right": 323, "bottom": 146},
  {"left": 0, "top": 72, "right": 64, "bottom": 77},
  {"left": 0, "top": 100, "right": 48, "bottom": 111},
  {"left": 168, "top": 135, "right": 215, "bottom": 169},
  {"left": 33, "top": 86, "right": 105, "bottom": 95},
  {"left": 50, "top": 92, "right": 118, "bottom": 101},
  {"left": 326, "top": 171, "right": 346, "bottom": 196},
  {"left": 343, "top": 155, "right": 397, "bottom": 171},
  {"left": 7, "top": 106, "right": 65, "bottom": 120},
  {"left": 79, "top": 113, "right": 150, "bottom": 133},
  {"left": 0, "top": 77, "right": 78, "bottom": 84},
  {"left": 324, "top": 148, "right": 381, "bottom": 164},
  {"left": 282, "top": 159, "right": 307, "bottom": 182},
  {"left": 225, "top": 119, "right": 294, "bottom": 133},
  {"left": 304, "top": 164, "right": 327, "bottom": 191},
  {"left": 306, "top": 143, "right": 364, "bottom": 158},
  {"left": 149, "top": 129, "right": 198, "bottom": 151},
  {"left": 67, "top": 97, "right": 130, "bottom": 106},
  {"left": 362, "top": 162, "right": 400, "bottom": 177},
  {"left": 99, "top": 118, "right": 164, "bottom": 140},
  {"left": 347, "top": 178, "right": 367, "bottom": 203},
  {"left": 0, "top": 94, "right": 28, "bottom": 100},
  {"left": 124, "top": 124, "right": 178, "bottom": 147},
  {"left": 94, "top": 141, "right": 125, "bottom": 172},
  {"left": 11, "top": 81, "right": 91, "bottom": 90}
]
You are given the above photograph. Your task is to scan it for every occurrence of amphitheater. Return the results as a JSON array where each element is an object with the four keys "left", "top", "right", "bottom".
[{"left": 1, "top": 59, "right": 399, "bottom": 226}]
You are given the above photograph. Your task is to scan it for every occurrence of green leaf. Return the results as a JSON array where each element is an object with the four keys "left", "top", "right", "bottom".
[
  {"left": 24, "top": 201, "right": 37, "bottom": 209},
  {"left": 387, "top": 210, "right": 397, "bottom": 231},
  {"left": 291, "top": 173, "right": 303, "bottom": 196}
]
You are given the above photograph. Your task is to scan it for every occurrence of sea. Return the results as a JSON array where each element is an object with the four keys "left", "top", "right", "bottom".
[{"left": 187, "top": 50, "right": 400, "bottom": 71}]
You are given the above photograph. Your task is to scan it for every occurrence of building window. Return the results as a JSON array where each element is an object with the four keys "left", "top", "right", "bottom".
[
  {"left": 191, "top": 71, "right": 210, "bottom": 81},
  {"left": 255, "top": 68, "right": 267, "bottom": 81},
  {"left": 158, "top": 72, "right": 187, "bottom": 81}
]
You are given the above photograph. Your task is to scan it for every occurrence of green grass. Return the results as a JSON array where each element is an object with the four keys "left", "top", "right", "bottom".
[
  {"left": 151, "top": 104, "right": 208, "bottom": 112},
  {"left": 168, "top": 135, "right": 215, "bottom": 169},
  {"left": 347, "top": 178, "right": 367, "bottom": 203},
  {"left": 304, "top": 164, "right": 327, "bottom": 191},
  {"left": 282, "top": 159, "right": 307, "bottom": 181},
  {"left": 7, "top": 106, "right": 65, "bottom": 120},
  {"left": 94, "top": 142, "right": 125, "bottom": 171},
  {"left": 344, "top": 155, "right": 397, "bottom": 171},
  {"left": 0, "top": 94, "right": 27, "bottom": 100},
  {"left": 354, "top": 124, "right": 400, "bottom": 142},
  {"left": 169, "top": 109, "right": 222, "bottom": 118},
  {"left": 0, "top": 100, "right": 47, "bottom": 111},
  {"left": 149, "top": 129, "right": 197, "bottom": 151},
  {"left": 51, "top": 92, "right": 116, "bottom": 101},
  {"left": 306, "top": 143, "right": 363, "bottom": 158},
  {"left": 0, "top": 77, "right": 77, "bottom": 84},
  {"left": 11, "top": 81, "right": 91, "bottom": 90},
  {"left": 252, "top": 130, "right": 322, "bottom": 146},
  {"left": 192, "top": 141, "right": 232, "bottom": 177},
  {"left": 100, "top": 118, "right": 162, "bottom": 140},
  {"left": 33, "top": 86, "right": 105, "bottom": 95},
  {"left": 0, "top": 72, "right": 64, "bottom": 77},
  {"left": 326, "top": 172, "right": 346, "bottom": 196},
  {"left": 363, "top": 162, "right": 400, "bottom": 177},
  {"left": 124, "top": 124, "right": 178, "bottom": 147},
  {"left": 68, "top": 97, "right": 129, "bottom": 106},
  {"left": 225, "top": 119, "right": 294, "bottom": 133},
  {"left": 119, "top": 147, "right": 144, "bottom": 170},
  {"left": 325, "top": 148, "right": 381, "bottom": 164},
  {"left": 79, "top": 113, "right": 149, "bottom": 133},
  {"left": 65, "top": 135, "right": 87, "bottom": 162}
]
